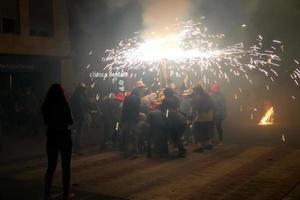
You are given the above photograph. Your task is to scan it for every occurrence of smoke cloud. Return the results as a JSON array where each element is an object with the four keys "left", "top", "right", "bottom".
[
  {"left": 141, "top": 0, "right": 191, "bottom": 37},
  {"left": 107, "top": 0, "right": 129, "bottom": 9}
]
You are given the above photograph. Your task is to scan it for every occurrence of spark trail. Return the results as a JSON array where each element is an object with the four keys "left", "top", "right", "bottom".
[{"left": 101, "top": 20, "right": 283, "bottom": 88}]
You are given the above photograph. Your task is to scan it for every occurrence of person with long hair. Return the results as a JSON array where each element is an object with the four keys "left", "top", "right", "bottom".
[{"left": 41, "top": 84, "right": 73, "bottom": 200}]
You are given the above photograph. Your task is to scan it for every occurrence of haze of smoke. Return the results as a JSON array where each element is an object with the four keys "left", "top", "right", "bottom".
[
  {"left": 107, "top": 0, "right": 129, "bottom": 9},
  {"left": 141, "top": 0, "right": 191, "bottom": 37}
]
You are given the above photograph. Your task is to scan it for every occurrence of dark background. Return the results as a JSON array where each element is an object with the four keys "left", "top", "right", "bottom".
[{"left": 68, "top": 0, "right": 300, "bottom": 138}]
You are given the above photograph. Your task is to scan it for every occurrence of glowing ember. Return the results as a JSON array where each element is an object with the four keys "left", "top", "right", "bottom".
[{"left": 258, "top": 107, "right": 275, "bottom": 126}]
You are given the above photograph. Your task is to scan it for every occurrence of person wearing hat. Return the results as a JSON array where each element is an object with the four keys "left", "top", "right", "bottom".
[
  {"left": 135, "top": 80, "right": 147, "bottom": 97},
  {"left": 136, "top": 80, "right": 151, "bottom": 118},
  {"left": 135, "top": 80, "right": 146, "bottom": 88}
]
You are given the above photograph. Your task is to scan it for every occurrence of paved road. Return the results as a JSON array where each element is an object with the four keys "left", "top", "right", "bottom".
[{"left": 1, "top": 145, "right": 300, "bottom": 200}]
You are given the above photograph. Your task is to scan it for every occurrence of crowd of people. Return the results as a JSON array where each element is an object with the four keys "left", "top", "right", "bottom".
[
  {"left": 66, "top": 80, "right": 227, "bottom": 158},
  {"left": 39, "top": 80, "right": 227, "bottom": 199}
]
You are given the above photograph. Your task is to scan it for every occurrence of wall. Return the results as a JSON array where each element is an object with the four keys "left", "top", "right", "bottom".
[{"left": 0, "top": 0, "right": 70, "bottom": 57}]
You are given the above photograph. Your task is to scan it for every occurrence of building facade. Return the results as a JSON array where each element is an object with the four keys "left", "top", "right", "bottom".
[{"left": 0, "top": 0, "right": 74, "bottom": 97}]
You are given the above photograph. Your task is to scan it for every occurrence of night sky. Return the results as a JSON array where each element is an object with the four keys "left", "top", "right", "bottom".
[{"left": 70, "top": 0, "right": 300, "bottom": 59}]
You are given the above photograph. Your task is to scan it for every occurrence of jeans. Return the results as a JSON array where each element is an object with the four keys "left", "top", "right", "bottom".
[{"left": 44, "top": 134, "right": 72, "bottom": 200}]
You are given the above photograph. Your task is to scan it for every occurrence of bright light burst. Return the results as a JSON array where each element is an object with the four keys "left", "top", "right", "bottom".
[
  {"left": 258, "top": 107, "right": 275, "bottom": 126},
  {"left": 82, "top": 18, "right": 300, "bottom": 124},
  {"left": 102, "top": 20, "right": 284, "bottom": 88}
]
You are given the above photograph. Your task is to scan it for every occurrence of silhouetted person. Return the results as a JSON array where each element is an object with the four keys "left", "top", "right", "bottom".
[
  {"left": 191, "top": 84, "right": 214, "bottom": 152},
  {"left": 99, "top": 93, "right": 120, "bottom": 149},
  {"left": 41, "top": 84, "right": 73, "bottom": 200},
  {"left": 121, "top": 88, "right": 141, "bottom": 158},
  {"left": 70, "top": 84, "right": 88, "bottom": 154},
  {"left": 161, "top": 88, "right": 186, "bottom": 157},
  {"left": 148, "top": 109, "right": 165, "bottom": 157},
  {"left": 210, "top": 83, "right": 226, "bottom": 144},
  {"left": 180, "top": 89, "right": 193, "bottom": 144}
]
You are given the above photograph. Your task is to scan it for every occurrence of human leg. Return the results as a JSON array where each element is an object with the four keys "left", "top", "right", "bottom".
[
  {"left": 216, "top": 118, "right": 223, "bottom": 142},
  {"left": 44, "top": 138, "right": 59, "bottom": 199},
  {"left": 60, "top": 137, "right": 72, "bottom": 200}
]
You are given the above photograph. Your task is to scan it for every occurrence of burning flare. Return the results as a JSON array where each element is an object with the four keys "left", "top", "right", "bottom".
[{"left": 258, "top": 107, "right": 275, "bottom": 126}]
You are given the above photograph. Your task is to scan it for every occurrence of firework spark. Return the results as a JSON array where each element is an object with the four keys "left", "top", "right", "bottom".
[{"left": 102, "top": 20, "right": 284, "bottom": 90}]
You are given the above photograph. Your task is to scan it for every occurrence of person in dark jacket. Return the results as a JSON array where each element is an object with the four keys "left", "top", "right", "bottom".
[
  {"left": 160, "top": 88, "right": 180, "bottom": 112},
  {"left": 99, "top": 93, "right": 120, "bottom": 149},
  {"left": 210, "top": 83, "right": 226, "bottom": 144},
  {"left": 148, "top": 109, "right": 165, "bottom": 157},
  {"left": 121, "top": 88, "right": 141, "bottom": 158},
  {"left": 161, "top": 88, "right": 186, "bottom": 157},
  {"left": 41, "top": 84, "right": 73, "bottom": 200},
  {"left": 70, "top": 84, "right": 88, "bottom": 154}
]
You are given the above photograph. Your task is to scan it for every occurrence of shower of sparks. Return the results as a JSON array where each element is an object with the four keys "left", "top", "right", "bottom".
[
  {"left": 81, "top": 18, "right": 300, "bottom": 112},
  {"left": 101, "top": 20, "right": 285, "bottom": 90}
]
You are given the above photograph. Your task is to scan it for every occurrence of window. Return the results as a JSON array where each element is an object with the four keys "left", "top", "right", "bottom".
[
  {"left": 0, "top": 0, "right": 20, "bottom": 34},
  {"left": 29, "top": 0, "right": 53, "bottom": 37}
]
